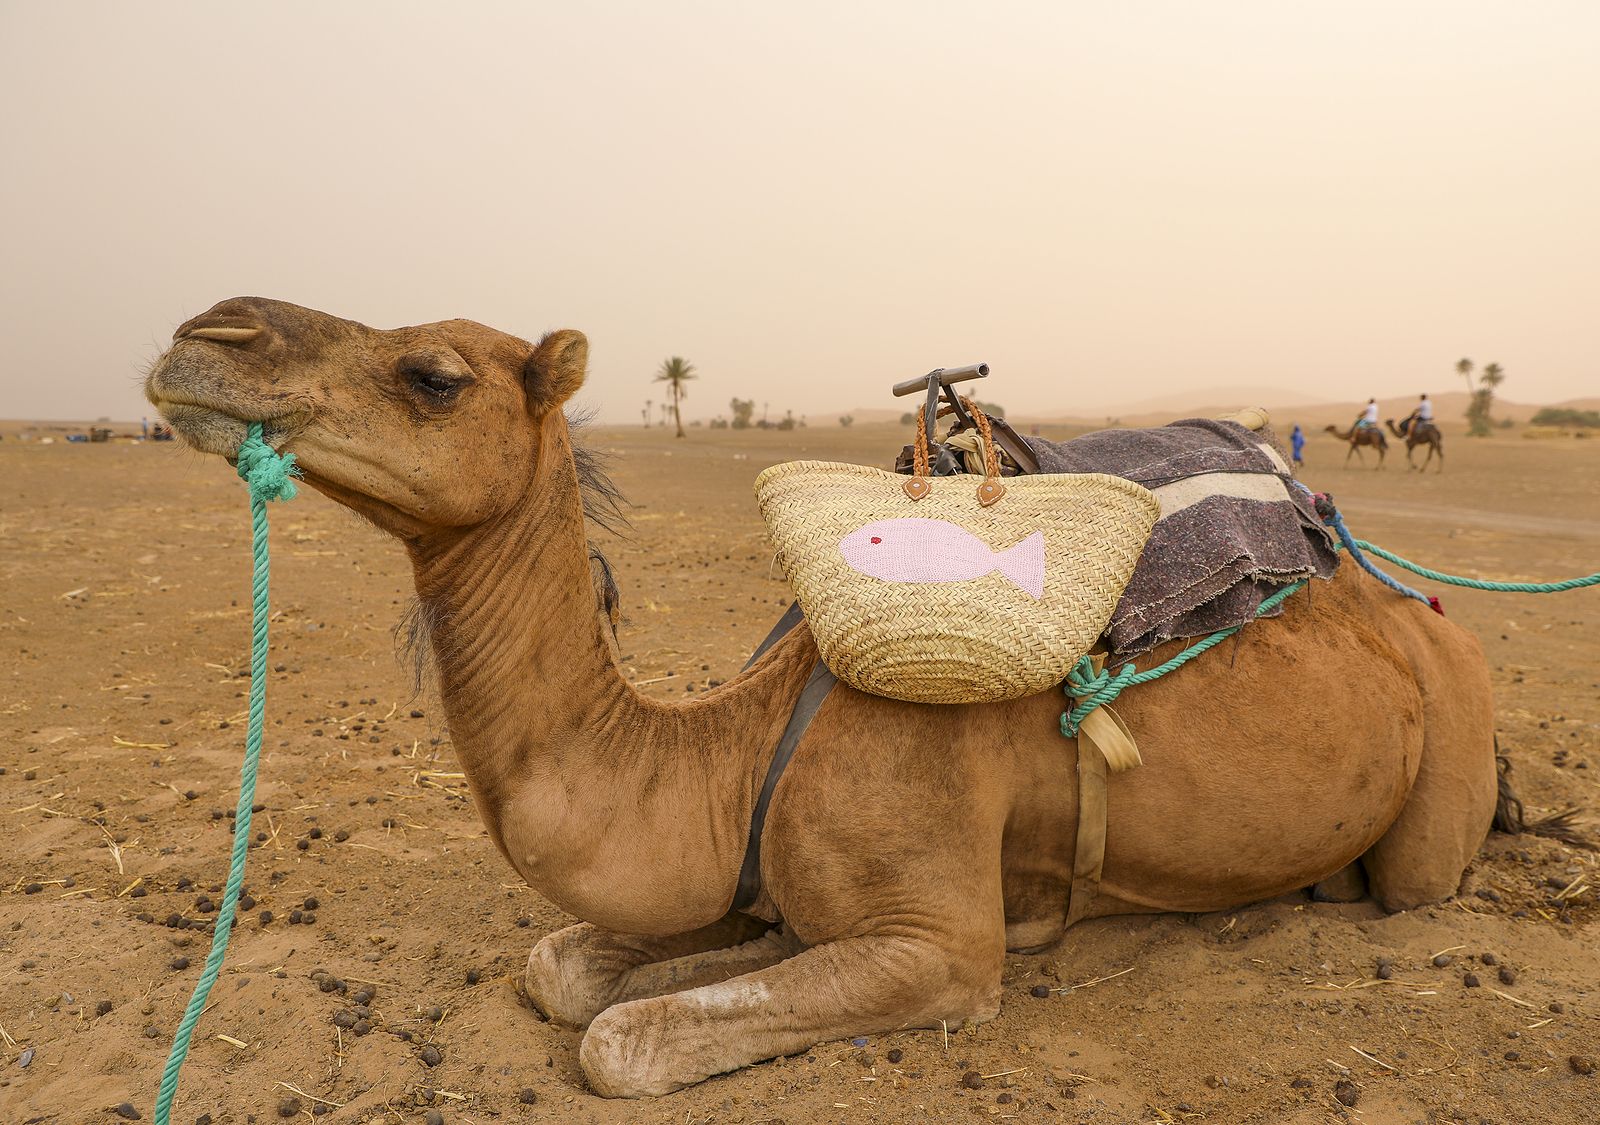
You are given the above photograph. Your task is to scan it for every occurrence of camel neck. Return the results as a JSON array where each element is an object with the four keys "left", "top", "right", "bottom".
[
  {"left": 400, "top": 415, "right": 814, "bottom": 927},
  {"left": 405, "top": 415, "right": 631, "bottom": 822}
]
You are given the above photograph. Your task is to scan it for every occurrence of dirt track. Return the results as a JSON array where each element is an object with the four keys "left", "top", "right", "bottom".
[{"left": 2, "top": 422, "right": 1597, "bottom": 1124}]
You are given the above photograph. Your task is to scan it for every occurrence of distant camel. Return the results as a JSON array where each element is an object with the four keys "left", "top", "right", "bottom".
[
  {"left": 1325, "top": 423, "right": 1388, "bottom": 469},
  {"left": 1386, "top": 419, "right": 1444, "bottom": 472}
]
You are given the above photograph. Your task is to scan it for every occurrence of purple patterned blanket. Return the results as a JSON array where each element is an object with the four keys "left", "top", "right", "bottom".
[{"left": 1025, "top": 418, "right": 1339, "bottom": 658}]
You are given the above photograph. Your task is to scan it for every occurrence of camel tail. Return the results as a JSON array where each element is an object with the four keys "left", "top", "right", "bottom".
[{"left": 1493, "top": 749, "right": 1598, "bottom": 850}]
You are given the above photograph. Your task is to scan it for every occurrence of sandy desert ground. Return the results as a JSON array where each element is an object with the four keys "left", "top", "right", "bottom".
[{"left": 2, "top": 419, "right": 1597, "bottom": 1125}]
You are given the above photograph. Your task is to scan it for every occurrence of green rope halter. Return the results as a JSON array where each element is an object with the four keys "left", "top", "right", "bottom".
[{"left": 153, "top": 423, "right": 297, "bottom": 1124}]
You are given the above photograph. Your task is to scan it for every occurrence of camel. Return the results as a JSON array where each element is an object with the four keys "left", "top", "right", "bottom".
[
  {"left": 148, "top": 298, "right": 1502, "bottom": 1099},
  {"left": 1386, "top": 417, "right": 1445, "bottom": 472},
  {"left": 1325, "top": 422, "right": 1388, "bottom": 468}
]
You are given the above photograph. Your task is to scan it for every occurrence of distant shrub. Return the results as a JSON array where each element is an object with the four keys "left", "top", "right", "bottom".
[
  {"left": 1530, "top": 407, "right": 1600, "bottom": 428},
  {"left": 839, "top": 414, "right": 854, "bottom": 428},
  {"left": 730, "top": 398, "right": 755, "bottom": 429}
]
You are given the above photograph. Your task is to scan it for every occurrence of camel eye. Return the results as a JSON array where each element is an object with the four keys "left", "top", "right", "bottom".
[
  {"left": 415, "top": 370, "right": 455, "bottom": 396},
  {"left": 400, "top": 358, "right": 464, "bottom": 402}
]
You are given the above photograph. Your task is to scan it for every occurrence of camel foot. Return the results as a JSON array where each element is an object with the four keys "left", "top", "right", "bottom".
[
  {"left": 526, "top": 915, "right": 772, "bottom": 1028},
  {"left": 578, "top": 934, "right": 1002, "bottom": 1097},
  {"left": 1311, "top": 861, "right": 1368, "bottom": 903}
]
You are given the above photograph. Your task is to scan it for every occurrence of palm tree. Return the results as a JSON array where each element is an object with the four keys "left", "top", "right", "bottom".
[
  {"left": 653, "top": 357, "right": 697, "bottom": 438},
  {"left": 1456, "top": 357, "right": 1474, "bottom": 394},
  {"left": 1480, "top": 362, "right": 1504, "bottom": 390},
  {"left": 643, "top": 399, "right": 652, "bottom": 428}
]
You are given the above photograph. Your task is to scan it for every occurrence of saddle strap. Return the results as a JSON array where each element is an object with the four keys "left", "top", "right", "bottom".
[{"left": 733, "top": 657, "right": 837, "bottom": 911}]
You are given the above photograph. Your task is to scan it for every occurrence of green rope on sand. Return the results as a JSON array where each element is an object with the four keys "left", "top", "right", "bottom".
[
  {"left": 1350, "top": 539, "right": 1600, "bottom": 594},
  {"left": 154, "top": 423, "right": 297, "bottom": 1124}
]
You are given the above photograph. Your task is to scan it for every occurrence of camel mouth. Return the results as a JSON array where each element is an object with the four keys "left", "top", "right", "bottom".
[{"left": 147, "top": 393, "right": 305, "bottom": 458}]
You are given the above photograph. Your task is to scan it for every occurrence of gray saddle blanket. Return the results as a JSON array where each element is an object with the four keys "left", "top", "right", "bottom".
[{"left": 1025, "top": 418, "right": 1339, "bottom": 658}]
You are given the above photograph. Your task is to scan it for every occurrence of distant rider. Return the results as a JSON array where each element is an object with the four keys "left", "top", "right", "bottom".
[
  {"left": 1355, "top": 398, "right": 1379, "bottom": 431},
  {"left": 1399, "top": 393, "right": 1433, "bottom": 436}
]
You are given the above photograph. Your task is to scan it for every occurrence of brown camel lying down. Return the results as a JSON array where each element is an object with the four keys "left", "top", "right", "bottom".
[{"left": 148, "top": 298, "right": 1499, "bottom": 1098}]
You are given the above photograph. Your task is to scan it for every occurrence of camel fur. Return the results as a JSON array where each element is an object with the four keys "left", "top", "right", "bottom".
[{"left": 148, "top": 298, "right": 1501, "bottom": 1098}]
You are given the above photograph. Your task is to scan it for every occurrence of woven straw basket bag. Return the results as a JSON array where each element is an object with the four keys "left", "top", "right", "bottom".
[{"left": 755, "top": 402, "right": 1162, "bottom": 704}]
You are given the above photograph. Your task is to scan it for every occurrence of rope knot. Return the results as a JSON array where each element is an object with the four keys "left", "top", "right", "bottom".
[
  {"left": 235, "top": 425, "right": 300, "bottom": 502},
  {"left": 1060, "top": 655, "right": 1139, "bottom": 737}
]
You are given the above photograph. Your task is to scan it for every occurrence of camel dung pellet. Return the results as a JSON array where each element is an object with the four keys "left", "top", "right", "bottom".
[
  {"left": 887, "top": 1048, "right": 904, "bottom": 1064},
  {"left": 1376, "top": 964, "right": 1394, "bottom": 980},
  {"left": 259, "top": 910, "right": 274, "bottom": 925},
  {"left": 420, "top": 1044, "right": 443, "bottom": 1067},
  {"left": 308, "top": 827, "right": 323, "bottom": 839},
  {"left": 290, "top": 909, "right": 304, "bottom": 925},
  {"left": 303, "top": 895, "right": 320, "bottom": 910},
  {"left": 1463, "top": 972, "right": 1480, "bottom": 988},
  {"left": 518, "top": 1089, "right": 538, "bottom": 1104},
  {"left": 332, "top": 1010, "right": 356, "bottom": 1029},
  {"left": 334, "top": 829, "right": 350, "bottom": 842},
  {"left": 428, "top": 1005, "right": 444, "bottom": 1022},
  {"left": 96, "top": 999, "right": 114, "bottom": 1016},
  {"left": 353, "top": 988, "right": 374, "bottom": 1005},
  {"left": 1431, "top": 954, "right": 1453, "bottom": 968},
  {"left": 425, "top": 1111, "right": 444, "bottom": 1125},
  {"left": 997, "top": 1092, "right": 1013, "bottom": 1104},
  {"left": 1333, "top": 1079, "right": 1360, "bottom": 1107},
  {"left": 316, "top": 976, "right": 342, "bottom": 993},
  {"left": 113, "top": 1103, "right": 142, "bottom": 1120},
  {"left": 466, "top": 969, "right": 480, "bottom": 985},
  {"left": 1498, "top": 966, "right": 1517, "bottom": 985},
  {"left": 1030, "top": 984, "right": 1050, "bottom": 998},
  {"left": 352, "top": 1019, "right": 371, "bottom": 1036},
  {"left": 961, "top": 1071, "right": 983, "bottom": 1089},
  {"left": 295, "top": 839, "right": 309, "bottom": 850},
  {"left": 1505, "top": 1050, "right": 1520, "bottom": 1061},
  {"left": 143, "top": 1025, "right": 161, "bottom": 1039},
  {"left": 278, "top": 1098, "right": 300, "bottom": 1117},
  {"left": 1550, "top": 1001, "right": 1565, "bottom": 1013},
  {"left": 1480, "top": 952, "right": 1498, "bottom": 965},
  {"left": 1570, "top": 1056, "right": 1595, "bottom": 1076},
  {"left": 170, "top": 957, "right": 190, "bottom": 971}
]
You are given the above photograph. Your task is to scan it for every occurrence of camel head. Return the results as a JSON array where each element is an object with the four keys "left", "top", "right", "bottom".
[{"left": 146, "top": 297, "right": 589, "bottom": 537}]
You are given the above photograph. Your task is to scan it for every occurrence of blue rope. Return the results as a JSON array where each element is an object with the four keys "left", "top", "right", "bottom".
[
  {"left": 153, "top": 424, "right": 297, "bottom": 1124},
  {"left": 1320, "top": 505, "right": 1432, "bottom": 607}
]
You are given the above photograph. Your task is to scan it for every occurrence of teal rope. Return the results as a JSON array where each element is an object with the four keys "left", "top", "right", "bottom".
[
  {"left": 1061, "top": 579, "right": 1306, "bottom": 737},
  {"left": 1351, "top": 538, "right": 1599, "bottom": 593},
  {"left": 153, "top": 424, "right": 297, "bottom": 1124}
]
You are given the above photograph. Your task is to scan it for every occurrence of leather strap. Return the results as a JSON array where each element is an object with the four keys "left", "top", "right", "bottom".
[
  {"left": 733, "top": 657, "right": 837, "bottom": 910},
  {"left": 743, "top": 601, "right": 805, "bottom": 671},
  {"left": 1066, "top": 729, "right": 1110, "bottom": 926}
]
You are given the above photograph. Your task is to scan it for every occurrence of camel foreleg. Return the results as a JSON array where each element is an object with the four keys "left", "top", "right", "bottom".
[
  {"left": 526, "top": 914, "right": 775, "bottom": 1028},
  {"left": 578, "top": 929, "right": 1004, "bottom": 1097}
]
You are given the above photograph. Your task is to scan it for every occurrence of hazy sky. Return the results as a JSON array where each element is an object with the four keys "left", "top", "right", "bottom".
[{"left": 2, "top": 2, "right": 1595, "bottom": 423}]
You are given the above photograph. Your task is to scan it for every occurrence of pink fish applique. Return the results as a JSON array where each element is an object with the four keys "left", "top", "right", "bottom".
[{"left": 838, "top": 518, "right": 1046, "bottom": 599}]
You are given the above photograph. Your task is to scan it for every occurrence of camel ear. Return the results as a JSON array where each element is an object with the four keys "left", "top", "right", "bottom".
[{"left": 523, "top": 330, "right": 588, "bottom": 412}]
